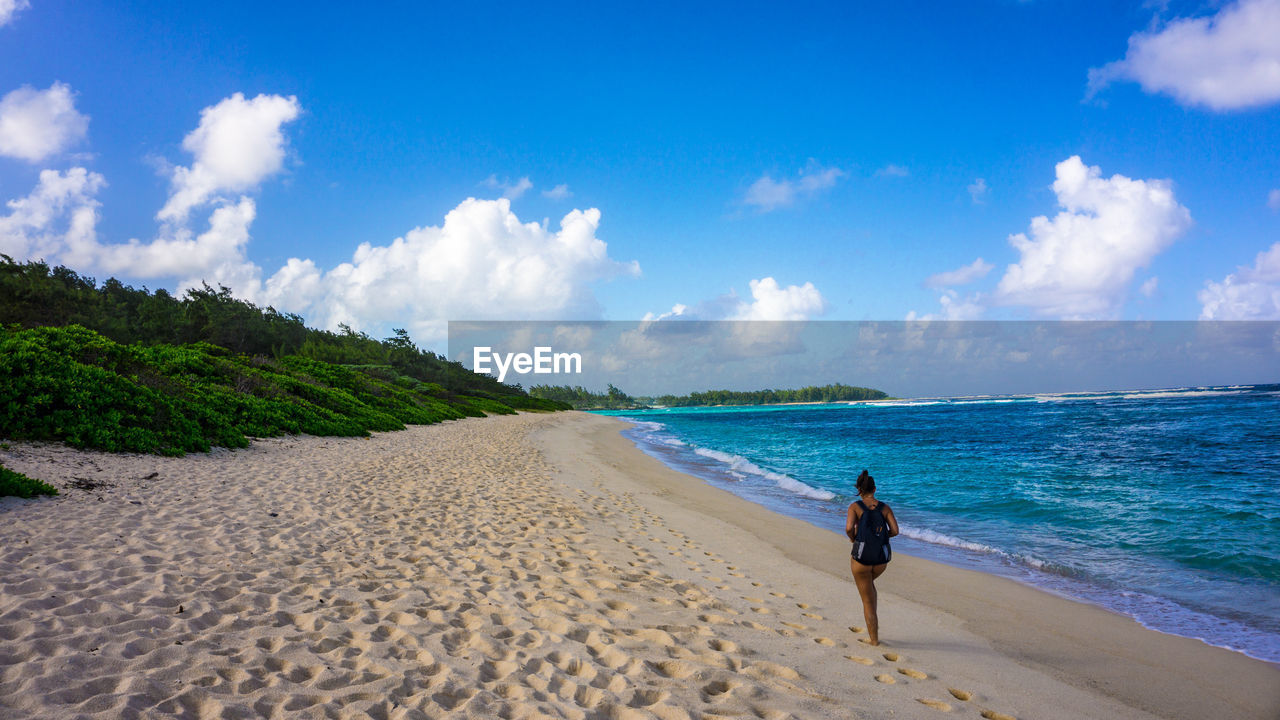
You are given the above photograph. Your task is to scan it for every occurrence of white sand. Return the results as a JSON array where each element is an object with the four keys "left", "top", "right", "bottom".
[{"left": 0, "top": 412, "right": 1275, "bottom": 719}]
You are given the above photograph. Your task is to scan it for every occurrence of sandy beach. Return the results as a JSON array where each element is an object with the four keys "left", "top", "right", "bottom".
[{"left": 1, "top": 411, "right": 1276, "bottom": 720}]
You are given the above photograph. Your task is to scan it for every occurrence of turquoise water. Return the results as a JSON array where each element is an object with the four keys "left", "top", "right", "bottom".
[{"left": 596, "top": 385, "right": 1280, "bottom": 662}]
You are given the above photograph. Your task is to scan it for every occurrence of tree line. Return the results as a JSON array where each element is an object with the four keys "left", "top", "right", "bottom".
[
  {"left": 529, "top": 382, "right": 888, "bottom": 409},
  {"left": 0, "top": 255, "right": 543, "bottom": 404}
]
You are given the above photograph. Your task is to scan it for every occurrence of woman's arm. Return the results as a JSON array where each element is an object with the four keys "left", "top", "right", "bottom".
[
  {"left": 883, "top": 504, "right": 900, "bottom": 538},
  {"left": 845, "top": 502, "right": 859, "bottom": 542}
]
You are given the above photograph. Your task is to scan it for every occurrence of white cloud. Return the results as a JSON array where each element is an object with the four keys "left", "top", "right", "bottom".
[
  {"left": 0, "top": 92, "right": 290, "bottom": 297},
  {"left": 0, "top": 167, "right": 105, "bottom": 262},
  {"left": 157, "top": 93, "right": 300, "bottom": 222},
  {"left": 1268, "top": 188, "right": 1280, "bottom": 210},
  {"left": 907, "top": 290, "right": 985, "bottom": 321},
  {"left": 877, "top": 164, "right": 909, "bottom": 177},
  {"left": 1089, "top": 0, "right": 1280, "bottom": 110},
  {"left": 0, "top": 83, "right": 90, "bottom": 162},
  {"left": 0, "top": 0, "right": 30, "bottom": 28},
  {"left": 645, "top": 277, "right": 828, "bottom": 322},
  {"left": 1198, "top": 242, "right": 1280, "bottom": 319},
  {"left": 98, "top": 198, "right": 258, "bottom": 283},
  {"left": 482, "top": 175, "right": 533, "bottom": 200},
  {"left": 968, "top": 177, "right": 989, "bottom": 204},
  {"left": 0, "top": 90, "right": 638, "bottom": 342},
  {"left": 255, "top": 198, "right": 639, "bottom": 339},
  {"left": 0, "top": 167, "right": 262, "bottom": 292},
  {"left": 925, "top": 258, "right": 993, "bottom": 288},
  {"left": 1140, "top": 276, "right": 1159, "bottom": 298},
  {"left": 542, "top": 183, "right": 572, "bottom": 201},
  {"left": 1, "top": 174, "right": 640, "bottom": 341},
  {"left": 992, "top": 156, "right": 1191, "bottom": 318},
  {"left": 641, "top": 304, "right": 688, "bottom": 322},
  {"left": 731, "top": 277, "right": 827, "bottom": 320},
  {"left": 743, "top": 160, "right": 844, "bottom": 212}
]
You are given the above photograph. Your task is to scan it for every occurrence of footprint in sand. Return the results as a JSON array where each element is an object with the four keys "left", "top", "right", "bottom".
[
  {"left": 948, "top": 688, "right": 972, "bottom": 701},
  {"left": 875, "top": 674, "right": 896, "bottom": 684},
  {"left": 629, "top": 688, "right": 670, "bottom": 707},
  {"left": 650, "top": 659, "right": 698, "bottom": 680},
  {"left": 917, "top": 698, "right": 953, "bottom": 712},
  {"left": 844, "top": 655, "right": 874, "bottom": 665},
  {"left": 980, "top": 711, "right": 1017, "bottom": 720},
  {"left": 898, "top": 668, "right": 927, "bottom": 679},
  {"left": 881, "top": 652, "right": 900, "bottom": 662}
]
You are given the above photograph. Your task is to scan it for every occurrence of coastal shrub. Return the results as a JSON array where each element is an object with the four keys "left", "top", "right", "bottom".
[
  {"left": 0, "top": 325, "right": 540, "bottom": 456},
  {"left": 0, "top": 464, "right": 57, "bottom": 499},
  {"left": 0, "top": 256, "right": 570, "bottom": 407}
]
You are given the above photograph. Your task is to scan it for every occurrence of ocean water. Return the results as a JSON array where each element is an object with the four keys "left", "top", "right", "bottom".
[{"left": 595, "top": 385, "right": 1280, "bottom": 663}]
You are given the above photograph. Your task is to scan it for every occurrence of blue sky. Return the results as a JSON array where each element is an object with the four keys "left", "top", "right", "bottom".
[{"left": 2, "top": 1, "right": 1279, "bottom": 345}]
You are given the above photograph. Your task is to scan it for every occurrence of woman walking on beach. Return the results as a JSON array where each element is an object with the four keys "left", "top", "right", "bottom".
[{"left": 847, "top": 469, "right": 898, "bottom": 646}]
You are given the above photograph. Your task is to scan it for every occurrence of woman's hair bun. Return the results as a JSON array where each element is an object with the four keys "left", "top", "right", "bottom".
[{"left": 856, "top": 469, "right": 875, "bottom": 495}]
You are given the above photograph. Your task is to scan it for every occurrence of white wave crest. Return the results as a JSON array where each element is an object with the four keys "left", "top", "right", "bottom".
[
  {"left": 899, "top": 527, "right": 1047, "bottom": 569},
  {"left": 692, "top": 447, "right": 836, "bottom": 500},
  {"left": 624, "top": 419, "right": 667, "bottom": 432}
]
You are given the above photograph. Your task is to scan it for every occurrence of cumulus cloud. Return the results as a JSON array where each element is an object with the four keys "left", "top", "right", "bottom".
[
  {"left": 0, "top": 0, "right": 30, "bottom": 28},
  {"left": 98, "top": 198, "right": 258, "bottom": 283},
  {"left": 731, "top": 277, "right": 827, "bottom": 320},
  {"left": 992, "top": 156, "right": 1191, "bottom": 319},
  {"left": 482, "top": 175, "right": 533, "bottom": 200},
  {"left": 644, "top": 277, "right": 827, "bottom": 322},
  {"left": 906, "top": 290, "right": 985, "bottom": 321},
  {"left": 157, "top": 93, "right": 300, "bottom": 222},
  {"left": 1089, "top": 0, "right": 1280, "bottom": 110},
  {"left": 0, "top": 167, "right": 262, "bottom": 292},
  {"left": 924, "top": 258, "right": 993, "bottom": 289},
  {"left": 1, "top": 176, "right": 640, "bottom": 340},
  {"left": 877, "top": 164, "right": 909, "bottom": 177},
  {"left": 0, "top": 83, "right": 90, "bottom": 162},
  {"left": 1198, "top": 242, "right": 1280, "bottom": 319},
  {"left": 743, "top": 160, "right": 844, "bottom": 212},
  {"left": 0, "top": 88, "right": 638, "bottom": 343},
  {"left": 542, "top": 183, "right": 572, "bottom": 201},
  {"left": 0, "top": 167, "right": 105, "bottom": 262},
  {"left": 968, "top": 178, "right": 989, "bottom": 204},
  {"left": 1140, "top": 277, "right": 1159, "bottom": 298},
  {"left": 254, "top": 198, "right": 639, "bottom": 339}
]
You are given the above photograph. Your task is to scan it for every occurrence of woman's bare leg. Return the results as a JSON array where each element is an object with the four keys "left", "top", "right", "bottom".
[{"left": 851, "top": 559, "right": 880, "bottom": 645}]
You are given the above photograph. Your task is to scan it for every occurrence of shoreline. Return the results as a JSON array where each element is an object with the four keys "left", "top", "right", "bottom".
[
  {"left": 554, "top": 412, "right": 1278, "bottom": 720},
  {"left": 608, "top": 413, "right": 1278, "bottom": 664},
  {"left": 0, "top": 411, "right": 1275, "bottom": 719}
]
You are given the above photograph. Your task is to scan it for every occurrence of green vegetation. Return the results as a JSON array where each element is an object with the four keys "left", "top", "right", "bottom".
[
  {"left": 0, "top": 324, "right": 551, "bottom": 456},
  {"left": 649, "top": 384, "right": 888, "bottom": 406},
  {"left": 0, "top": 464, "right": 57, "bottom": 498},
  {"left": 0, "top": 255, "right": 560, "bottom": 407},
  {"left": 527, "top": 384, "right": 639, "bottom": 410},
  {"left": 0, "top": 257, "right": 569, "bottom": 498},
  {"left": 530, "top": 383, "right": 888, "bottom": 410}
]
